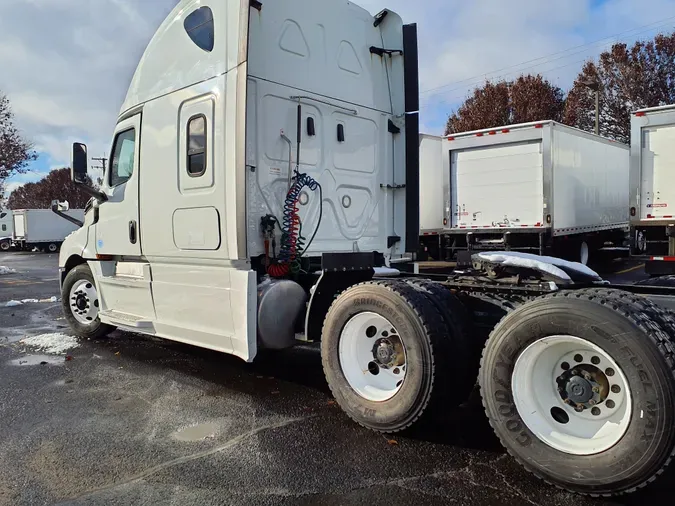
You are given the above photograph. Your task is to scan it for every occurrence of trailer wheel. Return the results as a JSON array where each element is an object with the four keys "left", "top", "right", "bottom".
[
  {"left": 321, "top": 280, "right": 449, "bottom": 432},
  {"left": 479, "top": 289, "right": 675, "bottom": 496},
  {"left": 47, "top": 242, "right": 59, "bottom": 253},
  {"left": 62, "top": 264, "right": 115, "bottom": 339},
  {"left": 0, "top": 240, "right": 10, "bottom": 252}
]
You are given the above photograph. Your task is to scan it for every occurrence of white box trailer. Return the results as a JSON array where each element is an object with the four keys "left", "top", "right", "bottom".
[
  {"left": 629, "top": 104, "right": 675, "bottom": 275},
  {"left": 0, "top": 209, "right": 13, "bottom": 251},
  {"left": 13, "top": 209, "right": 84, "bottom": 252},
  {"left": 419, "top": 121, "right": 629, "bottom": 264}
]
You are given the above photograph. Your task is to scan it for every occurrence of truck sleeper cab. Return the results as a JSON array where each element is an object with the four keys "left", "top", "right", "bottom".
[{"left": 59, "top": 0, "right": 675, "bottom": 498}]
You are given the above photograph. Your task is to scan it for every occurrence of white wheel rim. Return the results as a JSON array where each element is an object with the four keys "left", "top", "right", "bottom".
[
  {"left": 48, "top": 244, "right": 58, "bottom": 252},
  {"left": 339, "top": 312, "right": 407, "bottom": 402},
  {"left": 580, "top": 242, "right": 589, "bottom": 265},
  {"left": 69, "top": 279, "right": 100, "bottom": 325},
  {"left": 512, "top": 335, "right": 631, "bottom": 455}
]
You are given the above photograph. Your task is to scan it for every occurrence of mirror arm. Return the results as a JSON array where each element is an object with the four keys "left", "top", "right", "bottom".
[
  {"left": 51, "top": 202, "right": 84, "bottom": 228},
  {"left": 75, "top": 181, "right": 108, "bottom": 203}
]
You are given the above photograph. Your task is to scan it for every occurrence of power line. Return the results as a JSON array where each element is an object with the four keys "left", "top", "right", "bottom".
[
  {"left": 421, "top": 54, "right": 619, "bottom": 111},
  {"left": 420, "top": 15, "right": 675, "bottom": 96}
]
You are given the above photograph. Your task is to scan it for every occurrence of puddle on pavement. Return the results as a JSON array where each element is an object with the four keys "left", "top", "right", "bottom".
[
  {"left": 9, "top": 355, "right": 64, "bottom": 366},
  {"left": 171, "top": 422, "right": 219, "bottom": 442}
]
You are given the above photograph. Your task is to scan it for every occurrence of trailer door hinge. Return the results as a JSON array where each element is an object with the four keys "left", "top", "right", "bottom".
[
  {"left": 388, "top": 119, "right": 401, "bottom": 134},
  {"left": 380, "top": 184, "right": 406, "bottom": 190},
  {"left": 250, "top": 0, "right": 262, "bottom": 11},
  {"left": 370, "top": 46, "right": 403, "bottom": 57},
  {"left": 387, "top": 236, "right": 401, "bottom": 248}
]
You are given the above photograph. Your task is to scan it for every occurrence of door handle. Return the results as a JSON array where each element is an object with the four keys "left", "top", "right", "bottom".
[{"left": 129, "top": 220, "right": 137, "bottom": 244}]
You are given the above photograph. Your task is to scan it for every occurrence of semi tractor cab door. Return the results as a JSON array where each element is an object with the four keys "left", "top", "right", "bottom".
[{"left": 96, "top": 114, "right": 142, "bottom": 257}]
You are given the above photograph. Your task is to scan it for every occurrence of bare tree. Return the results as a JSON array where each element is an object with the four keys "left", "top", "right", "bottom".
[
  {"left": 7, "top": 168, "right": 93, "bottom": 210},
  {"left": 0, "top": 93, "right": 38, "bottom": 195}
]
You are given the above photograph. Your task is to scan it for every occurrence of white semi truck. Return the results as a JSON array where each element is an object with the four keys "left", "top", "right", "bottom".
[
  {"left": 630, "top": 104, "right": 675, "bottom": 275},
  {"left": 0, "top": 209, "right": 12, "bottom": 251},
  {"left": 419, "top": 122, "right": 630, "bottom": 265},
  {"left": 58, "top": 0, "right": 675, "bottom": 497},
  {"left": 12, "top": 208, "right": 85, "bottom": 253}
]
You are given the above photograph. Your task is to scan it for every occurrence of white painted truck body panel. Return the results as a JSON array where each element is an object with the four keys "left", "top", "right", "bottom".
[
  {"left": 246, "top": 0, "right": 406, "bottom": 257},
  {"left": 12, "top": 209, "right": 84, "bottom": 244},
  {"left": 419, "top": 135, "right": 446, "bottom": 233},
  {"left": 551, "top": 126, "right": 629, "bottom": 234},
  {"left": 630, "top": 105, "right": 675, "bottom": 222},
  {"left": 451, "top": 139, "right": 543, "bottom": 229},
  {"left": 61, "top": 0, "right": 409, "bottom": 363},
  {"left": 0, "top": 210, "right": 12, "bottom": 238},
  {"left": 425, "top": 121, "right": 629, "bottom": 237}
]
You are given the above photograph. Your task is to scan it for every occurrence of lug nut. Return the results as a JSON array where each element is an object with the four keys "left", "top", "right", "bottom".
[
  {"left": 583, "top": 373, "right": 592, "bottom": 381},
  {"left": 592, "top": 386, "right": 600, "bottom": 393},
  {"left": 589, "top": 399, "right": 597, "bottom": 406},
  {"left": 575, "top": 405, "right": 585, "bottom": 412}
]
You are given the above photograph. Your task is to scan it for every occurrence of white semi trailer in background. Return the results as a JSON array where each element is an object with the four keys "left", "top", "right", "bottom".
[
  {"left": 630, "top": 104, "right": 675, "bottom": 275},
  {"left": 0, "top": 209, "right": 13, "bottom": 251},
  {"left": 419, "top": 122, "right": 630, "bottom": 265},
  {"left": 12, "top": 209, "right": 84, "bottom": 253},
  {"left": 56, "top": 0, "right": 675, "bottom": 497}
]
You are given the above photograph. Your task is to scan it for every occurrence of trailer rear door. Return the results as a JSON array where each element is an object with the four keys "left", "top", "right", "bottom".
[
  {"left": 13, "top": 213, "right": 25, "bottom": 239},
  {"left": 641, "top": 123, "right": 675, "bottom": 219},
  {"left": 451, "top": 140, "right": 543, "bottom": 228}
]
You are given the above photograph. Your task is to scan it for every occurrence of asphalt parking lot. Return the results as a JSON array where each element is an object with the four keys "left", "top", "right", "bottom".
[{"left": 0, "top": 252, "right": 673, "bottom": 506}]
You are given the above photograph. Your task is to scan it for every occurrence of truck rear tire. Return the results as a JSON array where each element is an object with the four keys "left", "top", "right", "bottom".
[
  {"left": 321, "top": 280, "right": 450, "bottom": 432},
  {"left": 479, "top": 289, "right": 675, "bottom": 496},
  {"left": 0, "top": 240, "right": 10, "bottom": 251},
  {"left": 405, "top": 279, "right": 477, "bottom": 400},
  {"left": 62, "top": 264, "right": 115, "bottom": 339}
]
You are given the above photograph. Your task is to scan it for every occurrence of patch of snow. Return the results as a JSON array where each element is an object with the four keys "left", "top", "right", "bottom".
[
  {"left": 5, "top": 300, "right": 23, "bottom": 307},
  {"left": 21, "top": 299, "right": 39, "bottom": 304},
  {"left": 20, "top": 333, "right": 80, "bottom": 355},
  {"left": 0, "top": 266, "right": 16, "bottom": 275},
  {"left": 39, "top": 296, "right": 59, "bottom": 303},
  {"left": 476, "top": 252, "right": 604, "bottom": 282}
]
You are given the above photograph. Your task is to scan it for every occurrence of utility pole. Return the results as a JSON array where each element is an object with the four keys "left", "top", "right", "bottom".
[
  {"left": 91, "top": 156, "right": 107, "bottom": 186},
  {"left": 92, "top": 156, "right": 107, "bottom": 174},
  {"left": 582, "top": 79, "right": 600, "bottom": 135}
]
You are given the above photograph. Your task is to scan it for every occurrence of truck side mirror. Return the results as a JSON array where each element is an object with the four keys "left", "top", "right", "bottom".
[{"left": 71, "top": 143, "right": 88, "bottom": 184}]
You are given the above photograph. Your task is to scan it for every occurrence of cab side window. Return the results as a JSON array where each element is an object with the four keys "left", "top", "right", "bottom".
[
  {"left": 187, "top": 115, "right": 207, "bottom": 177},
  {"left": 1, "top": 224, "right": 6, "bottom": 232},
  {"left": 110, "top": 129, "right": 136, "bottom": 187}
]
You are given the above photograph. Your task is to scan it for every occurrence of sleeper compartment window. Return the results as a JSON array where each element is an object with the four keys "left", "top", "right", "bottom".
[{"left": 184, "top": 6, "right": 215, "bottom": 52}]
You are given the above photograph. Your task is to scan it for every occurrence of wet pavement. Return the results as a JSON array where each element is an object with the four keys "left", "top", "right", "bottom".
[{"left": 1, "top": 252, "right": 673, "bottom": 505}]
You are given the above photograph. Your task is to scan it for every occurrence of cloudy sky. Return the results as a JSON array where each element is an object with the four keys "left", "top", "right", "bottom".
[{"left": 2, "top": 0, "right": 675, "bottom": 196}]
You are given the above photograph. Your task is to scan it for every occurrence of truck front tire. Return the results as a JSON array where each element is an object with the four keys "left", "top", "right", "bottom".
[
  {"left": 321, "top": 280, "right": 451, "bottom": 432},
  {"left": 62, "top": 264, "right": 115, "bottom": 339},
  {"left": 479, "top": 290, "right": 675, "bottom": 496}
]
